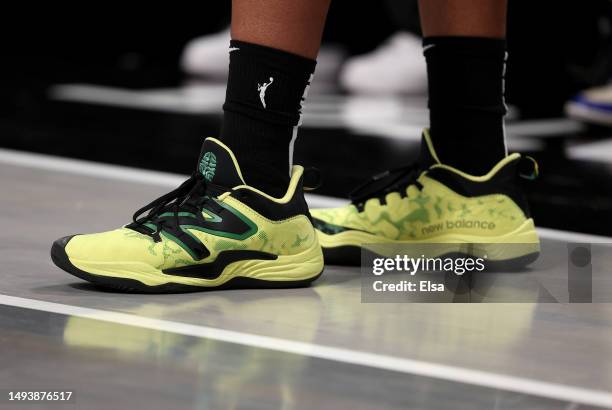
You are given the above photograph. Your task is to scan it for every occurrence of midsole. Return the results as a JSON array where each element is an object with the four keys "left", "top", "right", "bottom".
[
  {"left": 69, "top": 240, "right": 324, "bottom": 287},
  {"left": 318, "top": 219, "right": 540, "bottom": 261}
]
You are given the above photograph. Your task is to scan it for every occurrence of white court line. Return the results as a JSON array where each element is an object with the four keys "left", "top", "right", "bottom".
[
  {"left": 0, "top": 293, "right": 610, "bottom": 408},
  {"left": 1, "top": 148, "right": 612, "bottom": 404},
  {"left": 1, "top": 147, "right": 610, "bottom": 241},
  {"left": 1, "top": 146, "right": 610, "bottom": 241},
  {"left": 537, "top": 227, "right": 612, "bottom": 243},
  {"left": 0, "top": 147, "right": 187, "bottom": 187},
  {"left": 0, "top": 147, "right": 345, "bottom": 209}
]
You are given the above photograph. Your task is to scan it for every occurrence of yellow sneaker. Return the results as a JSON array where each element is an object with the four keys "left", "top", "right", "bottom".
[
  {"left": 311, "top": 129, "right": 540, "bottom": 266},
  {"left": 51, "top": 138, "right": 324, "bottom": 292}
]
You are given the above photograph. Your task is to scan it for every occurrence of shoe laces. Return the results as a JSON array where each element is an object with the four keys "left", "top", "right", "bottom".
[
  {"left": 349, "top": 163, "right": 423, "bottom": 212},
  {"left": 127, "top": 172, "right": 231, "bottom": 242}
]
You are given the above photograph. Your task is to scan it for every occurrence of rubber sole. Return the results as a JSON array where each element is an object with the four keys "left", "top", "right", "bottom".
[{"left": 51, "top": 237, "right": 323, "bottom": 294}]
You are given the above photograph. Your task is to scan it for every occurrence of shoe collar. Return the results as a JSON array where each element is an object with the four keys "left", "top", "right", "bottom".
[
  {"left": 197, "top": 137, "right": 246, "bottom": 188},
  {"left": 224, "top": 165, "right": 306, "bottom": 205},
  {"left": 200, "top": 137, "right": 304, "bottom": 204},
  {"left": 420, "top": 128, "right": 523, "bottom": 182}
]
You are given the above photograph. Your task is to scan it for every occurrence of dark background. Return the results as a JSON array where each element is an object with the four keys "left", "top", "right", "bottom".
[
  {"left": 2, "top": 2, "right": 611, "bottom": 112},
  {"left": 1, "top": 1, "right": 612, "bottom": 235}
]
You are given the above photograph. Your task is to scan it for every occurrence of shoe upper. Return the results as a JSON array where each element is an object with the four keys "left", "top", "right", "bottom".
[
  {"left": 565, "top": 84, "right": 612, "bottom": 125},
  {"left": 571, "top": 84, "right": 612, "bottom": 106},
  {"left": 311, "top": 129, "right": 537, "bottom": 241},
  {"left": 63, "top": 138, "right": 318, "bottom": 272}
]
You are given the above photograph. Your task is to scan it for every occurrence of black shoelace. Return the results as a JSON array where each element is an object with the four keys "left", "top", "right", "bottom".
[
  {"left": 127, "top": 173, "right": 230, "bottom": 242},
  {"left": 349, "top": 164, "right": 424, "bottom": 211}
]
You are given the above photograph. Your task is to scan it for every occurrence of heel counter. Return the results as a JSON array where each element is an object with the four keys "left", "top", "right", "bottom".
[
  {"left": 231, "top": 172, "right": 311, "bottom": 222},
  {"left": 426, "top": 157, "right": 532, "bottom": 219}
]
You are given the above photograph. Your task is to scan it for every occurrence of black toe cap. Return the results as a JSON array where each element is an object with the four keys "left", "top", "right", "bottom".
[{"left": 53, "top": 235, "right": 77, "bottom": 250}]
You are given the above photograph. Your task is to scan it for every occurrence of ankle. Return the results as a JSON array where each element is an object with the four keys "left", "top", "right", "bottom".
[
  {"left": 220, "top": 40, "right": 316, "bottom": 196},
  {"left": 424, "top": 36, "right": 508, "bottom": 175},
  {"left": 233, "top": 154, "right": 291, "bottom": 197}
]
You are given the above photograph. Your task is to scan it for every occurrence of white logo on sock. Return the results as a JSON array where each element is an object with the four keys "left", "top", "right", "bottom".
[
  {"left": 229, "top": 47, "right": 240, "bottom": 53},
  {"left": 257, "top": 77, "right": 274, "bottom": 108}
]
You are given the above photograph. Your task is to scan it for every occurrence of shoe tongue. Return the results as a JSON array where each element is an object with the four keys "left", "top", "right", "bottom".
[
  {"left": 196, "top": 138, "right": 246, "bottom": 188},
  {"left": 418, "top": 128, "right": 442, "bottom": 170}
]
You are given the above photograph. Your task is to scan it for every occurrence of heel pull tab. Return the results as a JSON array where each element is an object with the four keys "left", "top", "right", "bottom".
[
  {"left": 303, "top": 167, "right": 322, "bottom": 191},
  {"left": 518, "top": 156, "right": 539, "bottom": 181}
]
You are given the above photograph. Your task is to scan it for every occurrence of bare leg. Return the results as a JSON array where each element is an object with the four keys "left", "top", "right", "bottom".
[
  {"left": 418, "top": 0, "right": 507, "bottom": 38},
  {"left": 231, "top": 0, "right": 332, "bottom": 59}
]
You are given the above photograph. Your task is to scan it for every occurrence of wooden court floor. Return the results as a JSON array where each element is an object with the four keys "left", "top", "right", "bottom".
[{"left": 1, "top": 150, "right": 611, "bottom": 409}]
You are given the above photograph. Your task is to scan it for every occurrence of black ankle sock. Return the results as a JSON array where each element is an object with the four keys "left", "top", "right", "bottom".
[
  {"left": 220, "top": 40, "right": 316, "bottom": 196},
  {"left": 423, "top": 36, "right": 507, "bottom": 174}
]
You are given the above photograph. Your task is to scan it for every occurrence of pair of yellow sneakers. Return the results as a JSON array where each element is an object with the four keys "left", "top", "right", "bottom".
[{"left": 51, "top": 130, "right": 539, "bottom": 292}]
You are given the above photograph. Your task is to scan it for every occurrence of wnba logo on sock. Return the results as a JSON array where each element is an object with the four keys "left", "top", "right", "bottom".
[
  {"left": 257, "top": 77, "right": 274, "bottom": 108},
  {"left": 199, "top": 152, "right": 217, "bottom": 181}
]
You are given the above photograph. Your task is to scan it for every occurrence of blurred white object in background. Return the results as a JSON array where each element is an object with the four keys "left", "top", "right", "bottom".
[
  {"left": 180, "top": 27, "right": 346, "bottom": 91},
  {"left": 340, "top": 32, "right": 427, "bottom": 95},
  {"left": 565, "top": 83, "right": 612, "bottom": 126},
  {"left": 181, "top": 28, "right": 232, "bottom": 80}
]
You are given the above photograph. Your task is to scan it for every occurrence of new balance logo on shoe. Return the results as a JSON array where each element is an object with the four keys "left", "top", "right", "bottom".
[
  {"left": 257, "top": 77, "right": 274, "bottom": 108},
  {"left": 199, "top": 152, "right": 217, "bottom": 181}
]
